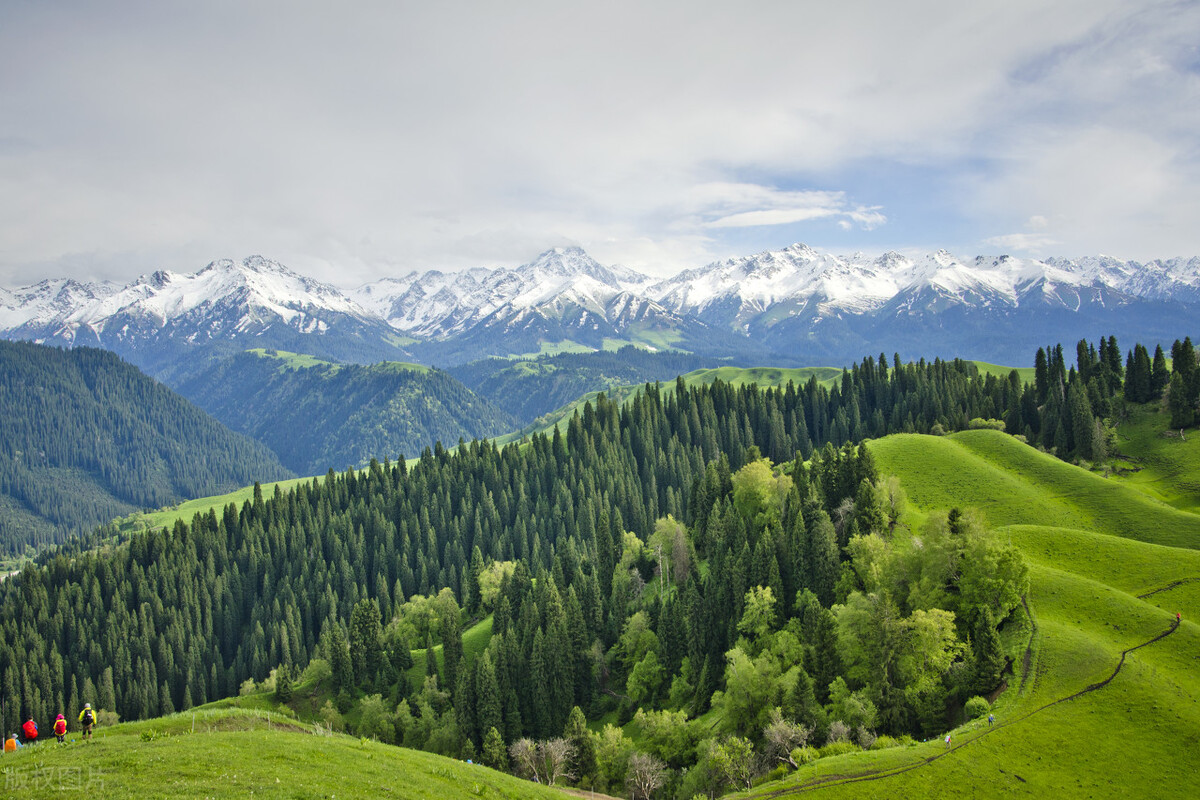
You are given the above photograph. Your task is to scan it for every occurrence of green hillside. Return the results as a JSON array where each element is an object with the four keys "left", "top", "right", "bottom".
[
  {"left": 740, "top": 429, "right": 1200, "bottom": 799},
  {"left": 174, "top": 349, "right": 516, "bottom": 474},
  {"left": 1110, "top": 403, "right": 1200, "bottom": 514},
  {"left": 0, "top": 707, "right": 572, "bottom": 799},
  {"left": 0, "top": 340, "right": 291, "bottom": 554},
  {"left": 449, "top": 346, "right": 725, "bottom": 424}
]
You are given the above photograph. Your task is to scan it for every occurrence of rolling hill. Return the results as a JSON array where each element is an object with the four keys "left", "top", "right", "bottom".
[
  {"left": 0, "top": 707, "right": 574, "bottom": 800},
  {"left": 739, "top": 429, "right": 1200, "bottom": 799}
]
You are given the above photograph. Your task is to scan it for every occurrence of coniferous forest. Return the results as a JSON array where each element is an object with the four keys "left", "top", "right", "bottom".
[
  {"left": 174, "top": 350, "right": 517, "bottom": 475},
  {"left": 0, "top": 341, "right": 292, "bottom": 554},
  {"left": 0, "top": 336, "right": 1196, "bottom": 796}
]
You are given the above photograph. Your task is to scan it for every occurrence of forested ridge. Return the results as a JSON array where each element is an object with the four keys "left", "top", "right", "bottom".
[
  {"left": 175, "top": 350, "right": 517, "bottom": 475},
  {"left": 1, "top": 335, "right": 1196, "bottom": 797},
  {"left": 449, "top": 346, "right": 725, "bottom": 424},
  {"left": 0, "top": 341, "right": 291, "bottom": 554}
]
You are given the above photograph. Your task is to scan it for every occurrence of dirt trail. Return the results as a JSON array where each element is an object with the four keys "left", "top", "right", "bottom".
[
  {"left": 1137, "top": 577, "right": 1200, "bottom": 599},
  {"left": 747, "top": 604, "right": 1181, "bottom": 798}
]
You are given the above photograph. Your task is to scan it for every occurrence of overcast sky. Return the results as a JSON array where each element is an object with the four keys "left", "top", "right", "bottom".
[{"left": 2, "top": 0, "right": 1199, "bottom": 288}]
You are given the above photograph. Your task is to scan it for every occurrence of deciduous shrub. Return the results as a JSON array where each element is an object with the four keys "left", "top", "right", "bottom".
[{"left": 965, "top": 696, "right": 991, "bottom": 720}]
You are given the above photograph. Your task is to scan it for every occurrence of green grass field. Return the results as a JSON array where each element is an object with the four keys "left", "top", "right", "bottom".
[
  {"left": 1109, "top": 403, "right": 1200, "bottom": 514},
  {"left": 117, "top": 476, "right": 314, "bottom": 534},
  {"left": 737, "top": 428, "right": 1200, "bottom": 799},
  {"left": 0, "top": 707, "right": 571, "bottom": 799},
  {"left": 971, "top": 361, "right": 1036, "bottom": 384}
]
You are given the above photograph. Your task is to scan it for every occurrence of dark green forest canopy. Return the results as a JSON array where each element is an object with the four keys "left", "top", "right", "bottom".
[
  {"left": 0, "top": 353, "right": 1029, "bottom": 734},
  {"left": 0, "top": 341, "right": 291, "bottom": 554}
]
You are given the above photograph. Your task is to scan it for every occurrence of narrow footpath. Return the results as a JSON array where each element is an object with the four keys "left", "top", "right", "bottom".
[{"left": 747, "top": 602, "right": 1183, "bottom": 798}]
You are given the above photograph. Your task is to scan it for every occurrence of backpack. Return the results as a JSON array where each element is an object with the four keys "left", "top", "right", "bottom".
[
  {"left": 82, "top": 708, "right": 94, "bottom": 726},
  {"left": 54, "top": 719, "right": 67, "bottom": 736}
]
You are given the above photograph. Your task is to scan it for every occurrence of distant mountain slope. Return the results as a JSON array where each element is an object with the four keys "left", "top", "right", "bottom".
[
  {"left": 176, "top": 349, "right": 517, "bottom": 474},
  {"left": 448, "top": 346, "right": 729, "bottom": 423},
  {"left": 0, "top": 341, "right": 291, "bottom": 553}
]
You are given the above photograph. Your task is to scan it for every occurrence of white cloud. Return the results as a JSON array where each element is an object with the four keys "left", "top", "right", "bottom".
[
  {"left": 984, "top": 233, "right": 1060, "bottom": 253},
  {"left": 697, "top": 186, "right": 884, "bottom": 231},
  {"left": 0, "top": 0, "right": 1197, "bottom": 285}
]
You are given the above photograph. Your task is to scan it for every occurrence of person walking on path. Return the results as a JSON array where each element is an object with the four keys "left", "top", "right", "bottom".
[
  {"left": 21, "top": 717, "right": 37, "bottom": 745},
  {"left": 988, "top": 713, "right": 995, "bottom": 727},
  {"left": 945, "top": 734, "right": 951, "bottom": 749},
  {"left": 53, "top": 714, "right": 67, "bottom": 744},
  {"left": 78, "top": 703, "right": 95, "bottom": 742}
]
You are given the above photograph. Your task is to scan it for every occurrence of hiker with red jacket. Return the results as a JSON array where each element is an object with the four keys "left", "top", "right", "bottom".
[
  {"left": 21, "top": 717, "right": 37, "bottom": 745},
  {"left": 53, "top": 714, "right": 67, "bottom": 743}
]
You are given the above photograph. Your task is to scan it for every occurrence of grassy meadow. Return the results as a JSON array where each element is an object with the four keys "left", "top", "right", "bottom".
[
  {"left": 0, "top": 707, "right": 571, "bottom": 800},
  {"left": 735, "top": 428, "right": 1200, "bottom": 799}
]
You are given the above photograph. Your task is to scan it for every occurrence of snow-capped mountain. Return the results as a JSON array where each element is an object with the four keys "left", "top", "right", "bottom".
[
  {"left": 0, "top": 277, "right": 119, "bottom": 331},
  {"left": 2, "top": 244, "right": 1197, "bottom": 381},
  {"left": 351, "top": 246, "right": 657, "bottom": 337},
  {"left": 2, "top": 256, "right": 412, "bottom": 382}
]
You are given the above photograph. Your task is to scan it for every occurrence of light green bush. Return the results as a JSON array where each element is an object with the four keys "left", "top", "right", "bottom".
[{"left": 965, "top": 695, "right": 991, "bottom": 720}]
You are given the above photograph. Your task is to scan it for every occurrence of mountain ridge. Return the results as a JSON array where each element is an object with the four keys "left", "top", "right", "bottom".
[{"left": 3, "top": 244, "right": 1198, "bottom": 376}]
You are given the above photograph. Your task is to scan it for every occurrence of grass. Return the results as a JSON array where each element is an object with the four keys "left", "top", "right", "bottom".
[
  {"left": 1109, "top": 403, "right": 1200, "bottom": 514},
  {"left": 245, "top": 347, "right": 341, "bottom": 371},
  {"left": 871, "top": 430, "right": 1200, "bottom": 549},
  {"left": 504, "top": 340, "right": 599, "bottom": 359},
  {"left": 405, "top": 615, "right": 495, "bottom": 691},
  {"left": 738, "top": 428, "right": 1200, "bottom": 799},
  {"left": 0, "top": 707, "right": 570, "bottom": 799},
  {"left": 970, "top": 360, "right": 1036, "bottom": 383},
  {"left": 117, "top": 476, "right": 313, "bottom": 534}
]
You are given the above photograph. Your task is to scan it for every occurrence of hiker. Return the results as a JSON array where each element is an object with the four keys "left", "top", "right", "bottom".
[
  {"left": 53, "top": 714, "right": 67, "bottom": 743},
  {"left": 945, "top": 734, "right": 951, "bottom": 749},
  {"left": 988, "top": 713, "right": 995, "bottom": 727},
  {"left": 78, "top": 703, "right": 95, "bottom": 741},
  {"left": 1177, "top": 612, "right": 1182, "bottom": 623},
  {"left": 4, "top": 733, "right": 19, "bottom": 752},
  {"left": 21, "top": 717, "right": 37, "bottom": 745}
]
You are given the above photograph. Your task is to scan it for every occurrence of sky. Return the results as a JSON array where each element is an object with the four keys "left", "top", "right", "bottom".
[{"left": 2, "top": 0, "right": 1199, "bottom": 288}]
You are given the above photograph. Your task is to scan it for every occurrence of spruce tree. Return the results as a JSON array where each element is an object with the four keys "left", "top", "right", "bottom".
[
  {"left": 329, "top": 625, "right": 354, "bottom": 694},
  {"left": 482, "top": 727, "right": 508, "bottom": 771},
  {"left": 475, "top": 651, "right": 502, "bottom": 747},
  {"left": 349, "top": 599, "right": 384, "bottom": 689},
  {"left": 972, "top": 608, "right": 1005, "bottom": 696}
]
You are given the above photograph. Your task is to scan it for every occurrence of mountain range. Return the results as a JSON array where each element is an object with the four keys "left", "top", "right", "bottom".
[{"left": 3, "top": 244, "right": 1198, "bottom": 381}]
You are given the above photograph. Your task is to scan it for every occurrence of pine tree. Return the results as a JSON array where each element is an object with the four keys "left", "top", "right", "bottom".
[
  {"left": 329, "top": 625, "right": 354, "bottom": 694},
  {"left": 482, "top": 727, "right": 508, "bottom": 771},
  {"left": 972, "top": 608, "right": 1005, "bottom": 696},
  {"left": 349, "top": 599, "right": 384, "bottom": 689},
  {"left": 564, "top": 705, "right": 597, "bottom": 781},
  {"left": 441, "top": 600, "right": 464, "bottom": 703},
  {"left": 475, "top": 651, "right": 502, "bottom": 746}
]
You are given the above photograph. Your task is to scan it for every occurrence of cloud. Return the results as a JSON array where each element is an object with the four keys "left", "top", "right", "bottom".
[
  {"left": 0, "top": 1, "right": 1197, "bottom": 285},
  {"left": 984, "top": 233, "right": 1060, "bottom": 253},
  {"left": 698, "top": 186, "right": 885, "bottom": 231}
]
